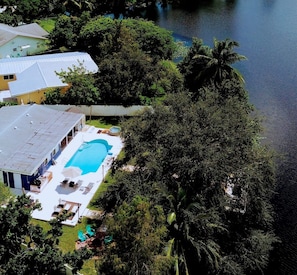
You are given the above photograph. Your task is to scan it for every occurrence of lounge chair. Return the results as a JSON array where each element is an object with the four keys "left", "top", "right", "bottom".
[
  {"left": 82, "top": 182, "right": 94, "bottom": 194},
  {"left": 64, "top": 203, "right": 71, "bottom": 211},
  {"left": 86, "top": 224, "right": 95, "bottom": 237},
  {"left": 69, "top": 181, "right": 75, "bottom": 187},
  {"left": 104, "top": 235, "right": 113, "bottom": 245},
  {"left": 78, "top": 230, "right": 87, "bottom": 242},
  {"left": 60, "top": 178, "right": 70, "bottom": 186},
  {"left": 58, "top": 198, "right": 66, "bottom": 207},
  {"left": 71, "top": 205, "right": 79, "bottom": 214},
  {"left": 73, "top": 180, "right": 83, "bottom": 189},
  {"left": 53, "top": 205, "right": 61, "bottom": 214}
]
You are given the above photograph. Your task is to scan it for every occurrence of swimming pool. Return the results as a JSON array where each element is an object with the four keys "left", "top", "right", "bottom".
[{"left": 65, "top": 139, "right": 112, "bottom": 175}]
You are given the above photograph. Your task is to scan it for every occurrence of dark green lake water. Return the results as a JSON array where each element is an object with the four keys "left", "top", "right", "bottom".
[{"left": 149, "top": 0, "right": 297, "bottom": 273}]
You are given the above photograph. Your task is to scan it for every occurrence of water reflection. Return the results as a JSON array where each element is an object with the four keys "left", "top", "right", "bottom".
[{"left": 150, "top": 1, "right": 297, "bottom": 274}]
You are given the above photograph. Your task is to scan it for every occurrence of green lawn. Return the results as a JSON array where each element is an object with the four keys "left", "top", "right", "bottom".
[
  {"left": 35, "top": 18, "right": 56, "bottom": 33},
  {"left": 88, "top": 172, "right": 117, "bottom": 211},
  {"left": 86, "top": 117, "right": 121, "bottom": 129},
  {"left": 31, "top": 217, "right": 98, "bottom": 274}
]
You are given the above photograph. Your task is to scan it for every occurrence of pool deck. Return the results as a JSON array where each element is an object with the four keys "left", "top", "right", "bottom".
[{"left": 18, "top": 127, "right": 123, "bottom": 226}]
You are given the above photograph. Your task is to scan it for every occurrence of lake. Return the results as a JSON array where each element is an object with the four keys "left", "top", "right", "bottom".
[{"left": 147, "top": 0, "right": 297, "bottom": 273}]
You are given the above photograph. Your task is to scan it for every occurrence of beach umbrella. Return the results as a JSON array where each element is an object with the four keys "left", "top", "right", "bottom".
[{"left": 62, "top": 166, "right": 82, "bottom": 178}]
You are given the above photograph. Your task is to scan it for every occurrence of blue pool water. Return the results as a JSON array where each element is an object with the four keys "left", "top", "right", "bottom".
[{"left": 65, "top": 139, "right": 112, "bottom": 175}]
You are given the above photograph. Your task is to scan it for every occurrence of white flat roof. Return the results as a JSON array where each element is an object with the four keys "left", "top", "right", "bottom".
[{"left": 0, "top": 104, "right": 84, "bottom": 174}]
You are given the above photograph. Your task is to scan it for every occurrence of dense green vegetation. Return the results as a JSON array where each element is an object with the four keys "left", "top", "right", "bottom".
[
  {"left": 0, "top": 182, "right": 13, "bottom": 203},
  {"left": 96, "top": 82, "right": 279, "bottom": 274},
  {"left": 0, "top": 195, "right": 92, "bottom": 274},
  {"left": 0, "top": 0, "right": 214, "bottom": 24},
  {"left": 0, "top": 6, "right": 279, "bottom": 275},
  {"left": 44, "top": 16, "right": 181, "bottom": 106}
]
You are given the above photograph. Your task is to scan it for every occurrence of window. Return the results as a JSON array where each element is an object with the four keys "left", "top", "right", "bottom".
[
  {"left": 21, "top": 45, "right": 30, "bottom": 49},
  {"left": 3, "top": 75, "right": 14, "bottom": 80}
]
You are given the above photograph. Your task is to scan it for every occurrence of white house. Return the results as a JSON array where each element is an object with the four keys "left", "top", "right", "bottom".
[
  {"left": 0, "top": 104, "right": 85, "bottom": 191},
  {"left": 0, "top": 51, "right": 99, "bottom": 104}
]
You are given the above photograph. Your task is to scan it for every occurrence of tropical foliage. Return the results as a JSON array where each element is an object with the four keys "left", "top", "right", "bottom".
[
  {"left": 76, "top": 17, "right": 175, "bottom": 62},
  {"left": 94, "top": 38, "right": 278, "bottom": 273},
  {"left": 0, "top": 182, "right": 12, "bottom": 203},
  {"left": 0, "top": 6, "right": 279, "bottom": 274},
  {"left": 0, "top": 195, "right": 92, "bottom": 274},
  {"left": 0, "top": 0, "right": 217, "bottom": 25},
  {"left": 44, "top": 62, "right": 99, "bottom": 105},
  {"left": 97, "top": 196, "right": 173, "bottom": 274},
  {"left": 49, "top": 12, "right": 91, "bottom": 50},
  {"left": 178, "top": 37, "right": 246, "bottom": 93},
  {"left": 97, "top": 83, "right": 278, "bottom": 274},
  {"left": 46, "top": 17, "right": 179, "bottom": 106}
]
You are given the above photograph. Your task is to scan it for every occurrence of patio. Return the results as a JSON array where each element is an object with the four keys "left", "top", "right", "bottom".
[{"left": 20, "top": 127, "right": 123, "bottom": 226}]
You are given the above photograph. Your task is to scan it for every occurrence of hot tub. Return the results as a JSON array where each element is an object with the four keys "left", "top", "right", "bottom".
[{"left": 108, "top": 126, "right": 121, "bottom": 136}]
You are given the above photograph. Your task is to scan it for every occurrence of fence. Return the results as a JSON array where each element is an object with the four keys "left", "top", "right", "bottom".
[{"left": 45, "top": 105, "right": 152, "bottom": 117}]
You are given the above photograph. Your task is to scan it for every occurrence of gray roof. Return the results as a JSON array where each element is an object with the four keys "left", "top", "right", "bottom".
[
  {"left": 0, "top": 51, "right": 99, "bottom": 75},
  {"left": 0, "top": 104, "right": 84, "bottom": 175},
  {"left": 0, "top": 52, "right": 99, "bottom": 96},
  {"left": 0, "top": 23, "right": 48, "bottom": 47}
]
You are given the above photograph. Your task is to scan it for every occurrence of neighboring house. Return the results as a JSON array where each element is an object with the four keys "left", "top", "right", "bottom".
[
  {"left": 0, "top": 104, "right": 85, "bottom": 191},
  {"left": 0, "top": 23, "right": 48, "bottom": 59},
  {"left": 0, "top": 51, "right": 99, "bottom": 104}
]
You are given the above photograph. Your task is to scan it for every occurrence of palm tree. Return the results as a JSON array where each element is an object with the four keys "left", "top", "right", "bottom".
[
  {"left": 63, "top": 0, "right": 94, "bottom": 14},
  {"left": 194, "top": 38, "right": 246, "bottom": 86},
  {"left": 178, "top": 38, "right": 211, "bottom": 91},
  {"left": 166, "top": 181, "right": 225, "bottom": 275}
]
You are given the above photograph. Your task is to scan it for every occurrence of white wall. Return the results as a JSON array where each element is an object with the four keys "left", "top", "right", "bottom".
[{"left": 45, "top": 105, "right": 152, "bottom": 117}]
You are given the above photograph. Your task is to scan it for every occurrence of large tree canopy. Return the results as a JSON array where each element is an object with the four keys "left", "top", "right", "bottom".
[
  {"left": 97, "top": 195, "right": 172, "bottom": 274},
  {"left": 97, "top": 78, "right": 278, "bottom": 274},
  {"left": 49, "top": 12, "right": 91, "bottom": 50},
  {"left": 47, "top": 17, "right": 180, "bottom": 106},
  {"left": 77, "top": 17, "right": 175, "bottom": 62}
]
